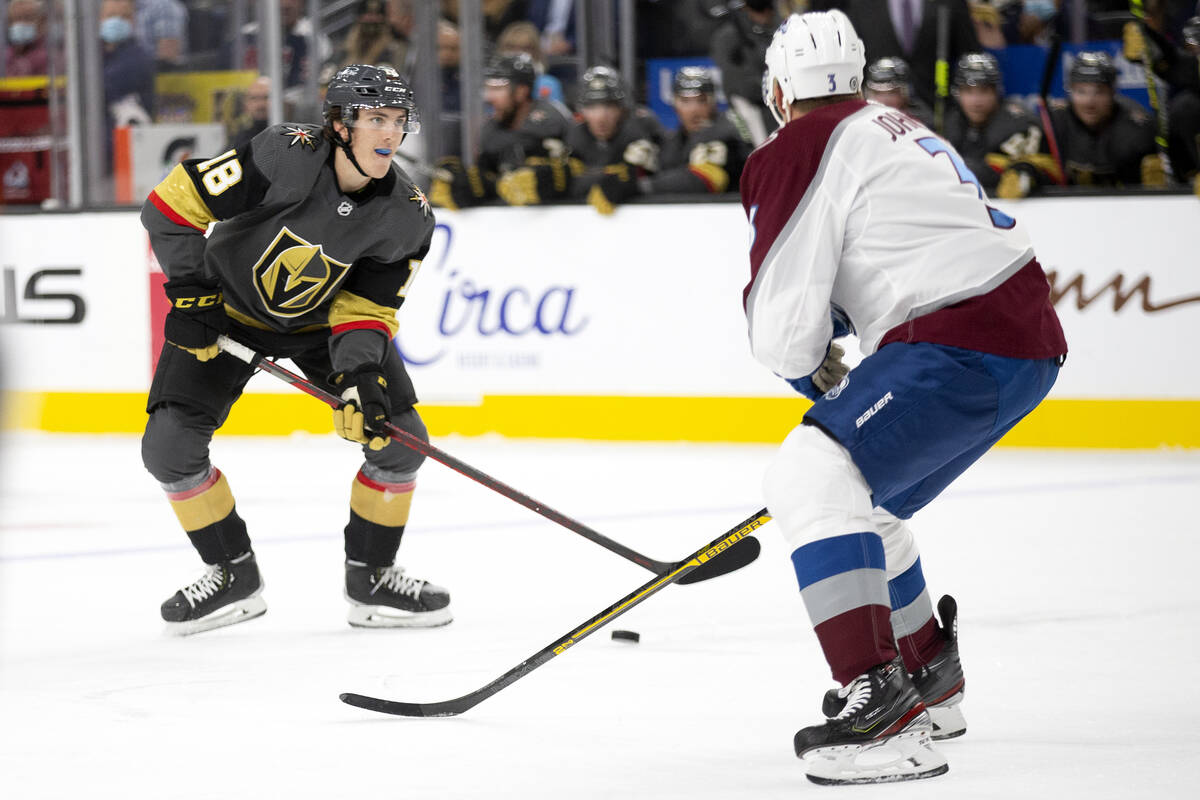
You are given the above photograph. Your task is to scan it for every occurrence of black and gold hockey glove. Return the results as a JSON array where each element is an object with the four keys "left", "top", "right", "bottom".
[
  {"left": 331, "top": 365, "right": 391, "bottom": 451},
  {"left": 497, "top": 167, "right": 541, "bottom": 206},
  {"left": 429, "top": 156, "right": 487, "bottom": 210},
  {"left": 163, "top": 277, "right": 226, "bottom": 362},
  {"left": 587, "top": 163, "right": 639, "bottom": 216},
  {"left": 996, "top": 164, "right": 1035, "bottom": 200}
]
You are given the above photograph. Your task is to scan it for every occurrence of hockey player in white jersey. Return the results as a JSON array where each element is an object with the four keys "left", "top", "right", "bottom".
[{"left": 742, "top": 11, "right": 1067, "bottom": 785}]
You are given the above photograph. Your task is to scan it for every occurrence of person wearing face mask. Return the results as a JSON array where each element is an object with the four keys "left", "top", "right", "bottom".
[
  {"left": 334, "top": 0, "right": 412, "bottom": 77},
  {"left": 5, "top": 0, "right": 49, "bottom": 76},
  {"left": 101, "top": 0, "right": 155, "bottom": 123}
]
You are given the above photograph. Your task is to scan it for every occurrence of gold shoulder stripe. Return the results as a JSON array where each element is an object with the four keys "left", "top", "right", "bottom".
[
  {"left": 153, "top": 163, "right": 218, "bottom": 230},
  {"left": 328, "top": 290, "right": 400, "bottom": 338}
]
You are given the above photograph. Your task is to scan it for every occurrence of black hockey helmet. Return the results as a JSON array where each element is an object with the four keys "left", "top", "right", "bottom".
[
  {"left": 484, "top": 53, "right": 537, "bottom": 88},
  {"left": 323, "top": 64, "right": 420, "bottom": 133},
  {"left": 577, "top": 65, "right": 626, "bottom": 106},
  {"left": 865, "top": 57, "right": 911, "bottom": 92},
  {"left": 953, "top": 52, "right": 1002, "bottom": 90},
  {"left": 1183, "top": 16, "right": 1200, "bottom": 49},
  {"left": 1068, "top": 51, "right": 1117, "bottom": 86},
  {"left": 672, "top": 66, "right": 716, "bottom": 97}
]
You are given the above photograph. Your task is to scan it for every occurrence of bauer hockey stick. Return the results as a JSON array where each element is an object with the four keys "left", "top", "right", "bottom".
[
  {"left": 1037, "top": 29, "right": 1069, "bottom": 185},
  {"left": 933, "top": 1, "right": 950, "bottom": 135},
  {"left": 340, "top": 506, "right": 772, "bottom": 717},
  {"left": 1129, "top": 0, "right": 1174, "bottom": 181},
  {"left": 216, "top": 335, "right": 761, "bottom": 584}
]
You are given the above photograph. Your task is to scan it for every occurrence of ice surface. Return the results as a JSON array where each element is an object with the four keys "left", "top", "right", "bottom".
[{"left": 1, "top": 432, "right": 1197, "bottom": 798}]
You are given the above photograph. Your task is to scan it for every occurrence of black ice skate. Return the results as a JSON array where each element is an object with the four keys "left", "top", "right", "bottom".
[
  {"left": 345, "top": 561, "right": 452, "bottom": 628},
  {"left": 161, "top": 551, "right": 266, "bottom": 636},
  {"left": 822, "top": 594, "right": 967, "bottom": 740},
  {"left": 796, "top": 657, "right": 948, "bottom": 785}
]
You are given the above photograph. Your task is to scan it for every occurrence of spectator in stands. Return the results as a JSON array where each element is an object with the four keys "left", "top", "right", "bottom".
[
  {"left": 1049, "top": 51, "right": 1161, "bottom": 187},
  {"left": 710, "top": 0, "right": 782, "bottom": 145},
  {"left": 1124, "top": 13, "right": 1200, "bottom": 188},
  {"left": 839, "top": 0, "right": 980, "bottom": 110},
  {"left": 864, "top": 56, "right": 934, "bottom": 127},
  {"left": 529, "top": 0, "right": 575, "bottom": 56},
  {"left": 567, "top": 64, "right": 664, "bottom": 215},
  {"left": 136, "top": 0, "right": 188, "bottom": 70},
  {"left": 644, "top": 66, "right": 754, "bottom": 196},
  {"left": 241, "top": 0, "right": 334, "bottom": 115},
  {"left": 388, "top": 0, "right": 416, "bottom": 42},
  {"left": 943, "top": 52, "right": 1062, "bottom": 198},
  {"left": 4, "top": 0, "right": 49, "bottom": 76},
  {"left": 227, "top": 76, "right": 271, "bottom": 150},
  {"left": 437, "top": 17, "right": 462, "bottom": 113},
  {"left": 102, "top": 0, "right": 154, "bottom": 125},
  {"left": 496, "top": 20, "right": 566, "bottom": 106},
  {"left": 439, "top": 0, "right": 529, "bottom": 44},
  {"left": 335, "top": 0, "right": 412, "bottom": 77},
  {"left": 429, "top": 53, "right": 572, "bottom": 209}
]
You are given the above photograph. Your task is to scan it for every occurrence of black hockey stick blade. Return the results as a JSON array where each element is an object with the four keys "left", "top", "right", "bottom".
[
  {"left": 675, "top": 532, "right": 760, "bottom": 584},
  {"left": 339, "top": 508, "right": 772, "bottom": 717}
]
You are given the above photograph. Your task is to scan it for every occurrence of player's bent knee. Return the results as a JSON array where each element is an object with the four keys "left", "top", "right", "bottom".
[
  {"left": 763, "top": 424, "right": 875, "bottom": 550},
  {"left": 366, "top": 407, "right": 428, "bottom": 475},
  {"left": 142, "top": 404, "right": 215, "bottom": 483}
]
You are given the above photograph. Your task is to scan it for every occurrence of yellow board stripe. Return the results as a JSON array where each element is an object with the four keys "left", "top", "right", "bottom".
[{"left": 4, "top": 392, "right": 1199, "bottom": 449}]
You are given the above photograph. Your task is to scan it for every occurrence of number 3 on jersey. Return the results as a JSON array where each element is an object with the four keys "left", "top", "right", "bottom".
[
  {"left": 195, "top": 149, "right": 244, "bottom": 196},
  {"left": 915, "top": 137, "right": 1015, "bottom": 229}
]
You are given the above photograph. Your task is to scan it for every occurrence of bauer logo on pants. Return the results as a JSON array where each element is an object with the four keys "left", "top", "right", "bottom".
[{"left": 251, "top": 227, "right": 352, "bottom": 318}]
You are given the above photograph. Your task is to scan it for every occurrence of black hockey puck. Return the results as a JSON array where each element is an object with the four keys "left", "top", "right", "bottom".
[{"left": 611, "top": 629, "right": 640, "bottom": 643}]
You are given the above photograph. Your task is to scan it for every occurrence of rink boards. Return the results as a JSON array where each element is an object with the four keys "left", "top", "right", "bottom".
[{"left": 1, "top": 197, "right": 1196, "bottom": 448}]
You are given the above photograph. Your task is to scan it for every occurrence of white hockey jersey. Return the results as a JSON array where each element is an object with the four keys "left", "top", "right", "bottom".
[{"left": 740, "top": 100, "right": 1039, "bottom": 381}]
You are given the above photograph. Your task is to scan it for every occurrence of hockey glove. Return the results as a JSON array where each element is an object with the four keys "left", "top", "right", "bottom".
[
  {"left": 497, "top": 167, "right": 541, "bottom": 206},
  {"left": 331, "top": 365, "right": 391, "bottom": 451},
  {"left": 1140, "top": 154, "right": 1167, "bottom": 188},
  {"left": 163, "top": 277, "right": 227, "bottom": 362},
  {"left": 587, "top": 164, "right": 639, "bottom": 216},
  {"left": 785, "top": 342, "right": 850, "bottom": 400},
  {"left": 1122, "top": 21, "right": 1146, "bottom": 63},
  {"left": 996, "top": 165, "right": 1034, "bottom": 199}
]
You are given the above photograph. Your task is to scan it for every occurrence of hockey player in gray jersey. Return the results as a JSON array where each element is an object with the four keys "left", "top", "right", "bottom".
[
  {"left": 429, "top": 53, "right": 572, "bottom": 209},
  {"left": 141, "top": 64, "right": 451, "bottom": 635},
  {"left": 942, "top": 52, "right": 1063, "bottom": 199},
  {"left": 646, "top": 66, "right": 754, "bottom": 196},
  {"left": 566, "top": 65, "right": 665, "bottom": 215}
]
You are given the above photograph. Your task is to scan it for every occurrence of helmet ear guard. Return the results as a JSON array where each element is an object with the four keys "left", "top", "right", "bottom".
[{"left": 763, "top": 10, "right": 866, "bottom": 127}]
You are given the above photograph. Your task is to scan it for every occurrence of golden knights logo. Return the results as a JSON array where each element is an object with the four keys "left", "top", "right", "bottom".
[
  {"left": 281, "top": 125, "right": 319, "bottom": 149},
  {"left": 251, "top": 227, "right": 352, "bottom": 317},
  {"left": 409, "top": 183, "right": 431, "bottom": 218}
]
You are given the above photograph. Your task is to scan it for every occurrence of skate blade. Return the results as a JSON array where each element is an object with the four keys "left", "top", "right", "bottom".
[
  {"left": 804, "top": 729, "right": 949, "bottom": 785},
  {"left": 929, "top": 702, "right": 967, "bottom": 740},
  {"left": 347, "top": 604, "right": 453, "bottom": 629},
  {"left": 164, "top": 595, "right": 267, "bottom": 637}
]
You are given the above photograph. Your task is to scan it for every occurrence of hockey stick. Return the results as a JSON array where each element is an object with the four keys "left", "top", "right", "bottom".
[
  {"left": 1037, "top": 30, "right": 1069, "bottom": 185},
  {"left": 340, "top": 507, "right": 772, "bottom": 717},
  {"left": 215, "top": 335, "right": 761, "bottom": 584},
  {"left": 1128, "top": 0, "right": 1174, "bottom": 181},
  {"left": 933, "top": 1, "right": 950, "bottom": 135}
]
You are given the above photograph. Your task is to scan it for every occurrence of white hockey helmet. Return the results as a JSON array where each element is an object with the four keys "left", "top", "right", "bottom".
[{"left": 762, "top": 10, "right": 866, "bottom": 127}]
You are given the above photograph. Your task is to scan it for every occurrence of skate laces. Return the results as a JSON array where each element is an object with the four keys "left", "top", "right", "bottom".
[
  {"left": 181, "top": 564, "right": 227, "bottom": 608},
  {"left": 834, "top": 676, "right": 873, "bottom": 720},
  {"left": 372, "top": 567, "right": 424, "bottom": 600}
]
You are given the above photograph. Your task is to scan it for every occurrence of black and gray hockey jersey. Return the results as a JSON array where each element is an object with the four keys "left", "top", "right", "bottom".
[
  {"left": 141, "top": 123, "right": 435, "bottom": 350},
  {"left": 649, "top": 110, "right": 754, "bottom": 195},
  {"left": 566, "top": 107, "right": 664, "bottom": 197},
  {"left": 478, "top": 98, "right": 572, "bottom": 176},
  {"left": 1048, "top": 97, "right": 1158, "bottom": 186},
  {"left": 943, "top": 101, "right": 1060, "bottom": 191}
]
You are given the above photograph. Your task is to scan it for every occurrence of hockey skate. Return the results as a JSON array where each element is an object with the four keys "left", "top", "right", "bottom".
[
  {"left": 823, "top": 595, "right": 967, "bottom": 740},
  {"left": 797, "top": 658, "right": 948, "bottom": 785},
  {"left": 161, "top": 551, "right": 266, "bottom": 636},
  {"left": 345, "top": 561, "right": 452, "bottom": 628}
]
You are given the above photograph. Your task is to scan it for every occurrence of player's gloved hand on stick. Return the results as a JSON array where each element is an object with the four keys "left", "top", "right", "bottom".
[
  {"left": 812, "top": 342, "right": 850, "bottom": 393},
  {"left": 331, "top": 365, "right": 391, "bottom": 451},
  {"left": 163, "top": 277, "right": 227, "bottom": 362}
]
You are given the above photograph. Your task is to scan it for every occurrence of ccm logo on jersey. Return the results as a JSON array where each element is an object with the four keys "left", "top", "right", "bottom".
[
  {"left": 172, "top": 291, "right": 222, "bottom": 309},
  {"left": 855, "top": 391, "right": 893, "bottom": 429}
]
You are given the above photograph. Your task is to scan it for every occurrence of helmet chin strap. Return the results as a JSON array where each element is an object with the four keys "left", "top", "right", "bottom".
[{"left": 334, "top": 127, "right": 373, "bottom": 180}]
